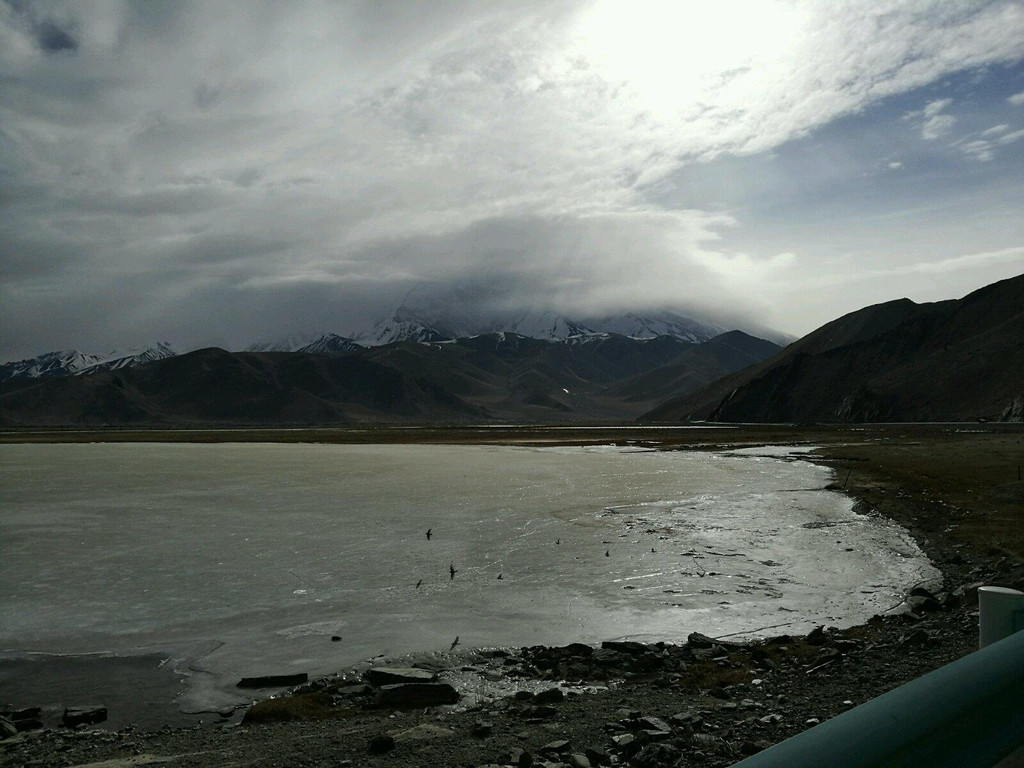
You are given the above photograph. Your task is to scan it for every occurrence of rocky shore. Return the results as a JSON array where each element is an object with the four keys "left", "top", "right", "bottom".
[{"left": 2, "top": 427, "right": 1022, "bottom": 768}]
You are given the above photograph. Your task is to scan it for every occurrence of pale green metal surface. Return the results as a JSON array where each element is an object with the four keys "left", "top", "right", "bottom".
[{"left": 730, "top": 628, "right": 1024, "bottom": 768}]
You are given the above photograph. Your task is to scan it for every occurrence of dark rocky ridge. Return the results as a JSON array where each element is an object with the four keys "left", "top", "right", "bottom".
[{"left": 644, "top": 273, "right": 1024, "bottom": 423}]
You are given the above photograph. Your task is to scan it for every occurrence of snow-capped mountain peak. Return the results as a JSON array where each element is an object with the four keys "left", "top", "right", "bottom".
[
  {"left": 0, "top": 343, "right": 177, "bottom": 382},
  {"left": 349, "top": 306, "right": 725, "bottom": 347},
  {"left": 245, "top": 333, "right": 321, "bottom": 353},
  {"left": 76, "top": 342, "right": 177, "bottom": 375},
  {"left": 297, "top": 333, "right": 363, "bottom": 356},
  {"left": 342, "top": 281, "right": 729, "bottom": 346},
  {"left": 0, "top": 350, "right": 104, "bottom": 382}
]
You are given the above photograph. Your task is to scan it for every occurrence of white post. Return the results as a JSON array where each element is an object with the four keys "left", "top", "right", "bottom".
[{"left": 979, "top": 586, "right": 1024, "bottom": 649}]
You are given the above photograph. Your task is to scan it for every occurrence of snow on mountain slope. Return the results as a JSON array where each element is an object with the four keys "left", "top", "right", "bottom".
[
  {"left": 0, "top": 350, "right": 104, "bottom": 382},
  {"left": 346, "top": 282, "right": 728, "bottom": 345},
  {"left": 582, "top": 311, "right": 726, "bottom": 343},
  {"left": 1, "top": 344, "right": 177, "bottom": 382},
  {"left": 246, "top": 333, "right": 321, "bottom": 353},
  {"left": 297, "top": 334, "right": 364, "bottom": 355},
  {"left": 353, "top": 318, "right": 451, "bottom": 346},
  {"left": 77, "top": 342, "right": 177, "bottom": 375},
  {"left": 351, "top": 309, "right": 725, "bottom": 346}
]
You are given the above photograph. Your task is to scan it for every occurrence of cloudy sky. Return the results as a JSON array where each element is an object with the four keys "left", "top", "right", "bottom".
[{"left": 2, "top": 0, "right": 1023, "bottom": 360}]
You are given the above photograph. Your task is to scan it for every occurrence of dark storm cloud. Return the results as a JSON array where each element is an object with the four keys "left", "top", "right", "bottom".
[
  {"left": 1, "top": 1, "right": 1023, "bottom": 360},
  {"left": 34, "top": 18, "right": 76, "bottom": 52},
  {"left": 2, "top": 0, "right": 78, "bottom": 53}
]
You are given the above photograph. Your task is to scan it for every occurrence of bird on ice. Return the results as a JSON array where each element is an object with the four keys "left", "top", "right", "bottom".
[
  {"left": 415, "top": 579, "right": 423, "bottom": 589},
  {"left": 450, "top": 636, "right": 460, "bottom": 651},
  {"left": 449, "top": 563, "right": 457, "bottom": 581},
  {"left": 426, "top": 528, "right": 432, "bottom": 540},
  {"left": 497, "top": 573, "right": 503, "bottom": 580}
]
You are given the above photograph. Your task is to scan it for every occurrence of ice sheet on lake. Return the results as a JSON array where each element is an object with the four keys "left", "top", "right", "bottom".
[{"left": 0, "top": 442, "right": 937, "bottom": 712}]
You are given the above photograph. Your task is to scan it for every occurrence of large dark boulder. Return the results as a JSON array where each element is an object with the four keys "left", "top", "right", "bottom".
[
  {"left": 373, "top": 682, "right": 460, "bottom": 708},
  {"left": 364, "top": 667, "right": 437, "bottom": 686},
  {"left": 62, "top": 706, "right": 107, "bottom": 727},
  {"left": 236, "top": 673, "right": 308, "bottom": 689},
  {"left": 601, "top": 640, "right": 647, "bottom": 655}
]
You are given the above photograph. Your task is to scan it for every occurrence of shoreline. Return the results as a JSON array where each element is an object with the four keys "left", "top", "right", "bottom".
[{"left": 2, "top": 426, "right": 1022, "bottom": 767}]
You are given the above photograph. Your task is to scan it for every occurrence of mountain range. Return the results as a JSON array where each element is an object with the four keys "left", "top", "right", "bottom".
[
  {"left": 0, "top": 331, "right": 779, "bottom": 426},
  {"left": 644, "top": 273, "right": 1024, "bottom": 423},
  {"left": 2, "top": 300, "right": 771, "bottom": 383},
  {"left": 3, "top": 274, "right": 1019, "bottom": 426}
]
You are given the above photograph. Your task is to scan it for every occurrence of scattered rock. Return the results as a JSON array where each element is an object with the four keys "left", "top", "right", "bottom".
[
  {"left": 689, "top": 631, "right": 746, "bottom": 649},
  {"left": 910, "top": 585, "right": 940, "bottom": 601},
  {"left": 534, "top": 687, "right": 564, "bottom": 705},
  {"left": 520, "top": 705, "right": 557, "bottom": 720},
  {"left": 612, "top": 733, "right": 635, "bottom": 749},
  {"left": 505, "top": 747, "right": 533, "bottom": 767},
  {"left": 567, "top": 753, "right": 592, "bottom": 768},
  {"left": 690, "top": 732, "right": 727, "bottom": 754},
  {"left": 373, "top": 682, "right": 460, "bottom": 708},
  {"left": 62, "top": 706, "right": 107, "bottom": 728},
  {"left": 12, "top": 717, "right": 42, "bottom": 732},
  {"left": 900, "top": 628, "right": 933, "bottom": 647},
  {"left": 585, "top": 746, "right": 609, "bottom": 765},
  {"left": 687, "top": 632, "right": 717, "bottom": 648},
  {"left": 242, "top": 692, "right": 334, "bottom": 724},
  {"left": 805, "top": 626, "right": 828, "bottom": 645},
  {"left": 638, "top": 715, "right": 671, "bottom": 733},
  {"left": 0, "top": 717, "right": 17, "bottom": 741},
  {"left": 367, "top": 734, "right": 395, "bottom": 754},
  {"left": 952, "top": 581, "right": 986, "bottom": 605},
  {"left": 906, "top": 594, "right": 942, "bottom": 613},
  {"left": 471, "top": 720, "right": 493, "bottom": 738},
  {"left": 540, "top": 738, "right": 571, "bottom": 755},
  {"left": 364, "top": 666, "right": 438, "bottom": 686},
  {"left": 563, "top": 643, "right": 594, "bottom": 657},
  {"left": 600, "top": 640, "right": 647, "bottom": 655},
  {"left": 631, "top": 743, "right": 682, "bottom": 768},
  {"left": 236, "top": 673, "right": 308, "bottom": 689},
  {"left": 590, "top": 648, "right": 626, "bottom": 666},
  {"left": 334, "top": 682, "right": 374, "bottom": 699},
  {"left": 392, "top": 724, "right": 455, "bottom": 743}
]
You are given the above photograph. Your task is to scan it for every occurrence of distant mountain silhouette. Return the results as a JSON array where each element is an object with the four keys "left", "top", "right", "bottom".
[
  {"left": 0, "top": 332, "right": 780, "bottom": 426},
  {"left": 644, "top": 273, "right": 1024, "bottom": 423}
]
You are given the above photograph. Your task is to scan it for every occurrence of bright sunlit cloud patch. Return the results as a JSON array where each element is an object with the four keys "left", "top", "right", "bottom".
[{"left": 573, "top": 0, "right": 805, "bottom": 118}]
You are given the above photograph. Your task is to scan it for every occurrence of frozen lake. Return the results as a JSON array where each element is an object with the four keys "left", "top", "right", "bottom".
[{"left": 0, "top": 442, "right": 936, "bottom": 713}]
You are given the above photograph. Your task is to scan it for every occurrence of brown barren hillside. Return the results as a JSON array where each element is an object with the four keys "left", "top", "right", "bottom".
[{"left": 644, "top": 273, "right": 1024, "bottom": 423}]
